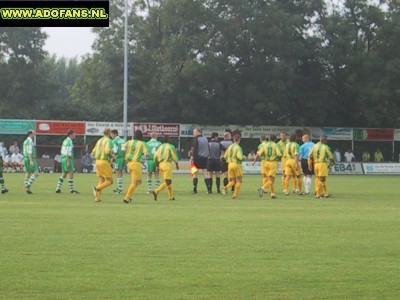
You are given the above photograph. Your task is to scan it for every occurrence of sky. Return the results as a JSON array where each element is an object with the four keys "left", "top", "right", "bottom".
[{"left": 43, "top": 27, "right": 96, "bottom": 59}]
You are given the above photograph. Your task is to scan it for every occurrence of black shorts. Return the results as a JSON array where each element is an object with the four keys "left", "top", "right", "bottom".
[
  {"left": 207, "top": 159, "right": 221, "bottom": 172},
  {"left": 301, "top": 159, "right": 314, "bottom": 176},
  {"left": 221, "top": 158, "right": 228, "bottom": 173},
  {"left": 193, "top": 156, "right": 208, "bottom": 169}
]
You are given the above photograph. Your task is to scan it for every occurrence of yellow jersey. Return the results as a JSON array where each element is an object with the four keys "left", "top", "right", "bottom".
[
  {"left": 224, "top": 143, "right": 244, "bottom": 164},
  {"left": 154, "top": 143, "right": 179, "bottom": 163},
  {"left": 277, "top": 139, "right": 288, "bottom": 159},
  {"left": 308, "top": 142, "right": 334, "bottom": 165},
  {"left": 93, "top": 136, "right": 113, "bottom": 161},
  {"left": 124, "top": 139, "right": 148, "bottom": 162},
  {"left": 286, "top": 141, "right": 300, "bottom": 159},
  {"left": 257, "top": 141, "right": 282, "bottom": 161}
]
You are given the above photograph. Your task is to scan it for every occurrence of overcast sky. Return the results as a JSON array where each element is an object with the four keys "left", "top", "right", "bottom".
[{"left": 43, "top": 27, "right": 96, "bottom": 58}]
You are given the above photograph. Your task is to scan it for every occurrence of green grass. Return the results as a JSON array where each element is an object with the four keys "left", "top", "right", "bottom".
[{"left": 0, "top": 173, "right": 399, "bottom": 299}]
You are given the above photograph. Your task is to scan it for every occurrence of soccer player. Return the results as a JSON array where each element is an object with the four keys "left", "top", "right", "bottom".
[
  {"left": 254, "top": 134, "right": 282, "bottom": 199},
  {"left": 23, "top": 130, "right": 39, "bottom": 194},
  {"left": 151, "top": 136, "right": 179, "bottom": 201},
  {"left": 190, "top": 128, "right": 210, "bottom": 194},
  {"left": 308, "top": 135, "right": 334, "bottom": 199},
  {"left": 55, "top": 130, "right": 80, "bottom": 194},
  {"left": 92, "top": 128, "right": 114, "bottom": 202},
  {"left": 207, "top": 132, "right": 222, "bottom": 194},
  {"left": 146, "top": 132, "right": 162, "bottom": 193},
  {"left": 284, "top": 134, "right": 302, "bottom": 196},
  {"left": 253, "top": 135, "right": 268, "bottom": 188},
  {"left": 220, "top": 132, "right": 233, "bottom": 190},
  {"left": 0, "top": 143, "right": 9, "bottom": 194},
  {"left": 110, "top": 130, "right": 126, "bottom": 194},
  {"left": 222, "top": 134, "right": 244, "bottom": 199},
  {"left": 277, "top": 131, "right": 288, "bottom": 192},
  {"left": 123, "top": 130, "right": 148, "bottom": 204},
  {"left": 299, "top": 134, "right": 315, "bottom": 195}
]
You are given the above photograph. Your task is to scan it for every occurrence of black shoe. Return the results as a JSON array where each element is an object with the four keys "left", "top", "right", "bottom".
[
  {"left": 217, "top": 190, "right": 221, "bottom": 194},
  {"left": 169, "top": 197, "right": 176, "bottom": 201},
  {"left": 56, "top": 189, "right": 61, "bottom": 193},
  {"left": 191, "top": 190, "right": 197, "bottom": 194},
  {"left": 207, "top": 190, "right": 212, "bottom": 194},
  {"left": 123, "top": 198, "right": 132, "bottom": 204},
  {"left": 25, "top": 188, "right": 33, "bottom": 194},
  {"left": 152, "top": 191, "right": 158, "bottom": 201},
  {"left": 70, "top": 190, "right": 80, "bottom": 194},
  {"left": 1, "top": 189, "right": 9, "bottom": 194}
]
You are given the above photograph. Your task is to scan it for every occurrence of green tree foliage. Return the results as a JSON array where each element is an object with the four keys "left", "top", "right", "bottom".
[{"left": 2, "top": 1, "right": 400, "bottom": 128}]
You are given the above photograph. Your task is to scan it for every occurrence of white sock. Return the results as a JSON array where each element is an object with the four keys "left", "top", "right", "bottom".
[{"left": 305, "top": 177, "right": 312, "bottom": 194}]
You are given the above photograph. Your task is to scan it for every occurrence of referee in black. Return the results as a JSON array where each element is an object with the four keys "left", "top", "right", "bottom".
[
  {"left": 207, "top": 132, "right": 222, "bottom": 194},
  {"left": 190, "top": 128, "right": 210, "bottom": 194}
]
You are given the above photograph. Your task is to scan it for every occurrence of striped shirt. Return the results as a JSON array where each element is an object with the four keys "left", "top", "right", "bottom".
[
  {"left": 286, "top": 142, "right": 300, "bottom": 159},
  {"left": 154, "top": 143, "right": 179, "bottom": 163},
  {"left": 124, "top": 140, "right": 147, "bottom": 162},
  {"left": 308, "top": 142, "right": 334, "bottom": 164},
  {"left": 257, "top": 141, "right": 282, "bottom": 161},
  {"left": 93, "top": 136, "right": 113, "bottom": 161},
  {"left": 23, "top": 137, "right": 36, "bottom": 159},
  {"left": 61, "top": 137, "right": 74, "bottom": 158},
  {"left": 224, "top": 143, "right": 244, "bottom": 164}
]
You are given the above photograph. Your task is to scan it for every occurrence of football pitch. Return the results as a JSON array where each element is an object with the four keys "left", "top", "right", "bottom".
[{"left": 0, "top": 173, "right": 399, "bottom": 299}]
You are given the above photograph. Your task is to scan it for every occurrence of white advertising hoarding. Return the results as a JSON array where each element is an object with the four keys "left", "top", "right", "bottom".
[
  {"left": 363, "top": 163, "right": 400, "bottom": 175},
  {"left": 85, "top": 121, "right": 133, "bottom": 136}
]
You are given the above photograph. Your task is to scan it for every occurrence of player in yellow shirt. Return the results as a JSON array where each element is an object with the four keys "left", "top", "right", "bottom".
[
  {"left": 284, "top": 134, "right": 302, "bottom": 195},
  {"left": 222, "top": 134, "right": 244, "bottom": 199},
  {"left": 92, "top": 128, "right": 113, "bottom": 202},
  {"left": 308, "top": 135, "right": 334, "bottom": 199},
  {"left": 123, "top": 130, "right": 148, "bottom": 204},
  {"left": 253, "top": 134, "right": 282, "bottom": 199},
  {"left": 151, "top": 136, "right": 179, "bottom": 201},
  {"left": 253, "top": 135, "right": 268, "bottom": 187},
  {"left": 277, "top": 131, "right": 288, "bottom": 191}
]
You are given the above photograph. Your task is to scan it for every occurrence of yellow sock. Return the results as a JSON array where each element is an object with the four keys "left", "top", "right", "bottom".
[
  {"left": 293, "top": 177, "right": 297, "bottom": 190},
  {"left": 322, "top": 181, "right": 328, "bottom": 195},
  {"left": 297, "top": 177, "right": 303, "bottom": 192},
  {"left": 97, "top": 180, "right": 112, "bottom": 191},
  {"left": 316, "top": 179, "right": 323, "bottom": 197},
  {"left": 281, "top": 176, "right": 285, "bottom": 190},
  {"left": 270, "top": 181, "right": 275, "bottom": 193},
  {"left": 262, "top": 180, "right": 272, "bottom": 192},
  {"left": 167, "top": 185, "right": 173, "bottom": 199},
  {"left": 284, "top": 177, "right": 290, "bottom": 192},
  {"left": 125, "top": 183, "right": 137, "bottom": 199},
  {"left": 233, "top": 182, "right": 242, "bottom": 197},
  {"left": 262, "top": 177, "right": 267, "bottom": 187},
  {"left": 226, "top": 181, "right": 235, "bottom": 189},
  {"left": 155, "top": 182, "right": 167, "bottom": 194}
]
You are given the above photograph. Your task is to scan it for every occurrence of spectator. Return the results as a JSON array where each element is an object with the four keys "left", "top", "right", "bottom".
[
  {"left": 54, "top": 153, "right": 61, "bottom": 173},
  {"left": 0, "top": 142, "right": 7, "bottom": 157},
  {"left": 41, "top": 153, "right": 50, "bottom": 159},
  {"left": 374, "top": 149, "right": 384, "bottom": 162},
  {"left": 344, "top": 149, "right": 355, "bottom": 162},
  {"left": 333, "top": 148, "right": 341, "bottom": 162},
  {"left": 247, "top": 150, "right": 256, "bottom": 161},
  {"left": 3, "top": 153, "right": 12, "bottom": 171},
  {"left": 82, "top": 152, "right": 93, "bottom": 173},
  {"left": 11, "top": 150, "right": 24, "bottom": 172},
  {"left": 362, "top": 150, "right": 370, "bottom": 162},
  {"left": 9, "top": 141, "right": 19, "bottom": 154}
]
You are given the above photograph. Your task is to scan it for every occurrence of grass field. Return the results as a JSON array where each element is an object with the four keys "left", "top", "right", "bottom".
[{"left": 0, "top": 173, "right": 399, "bottom": 299}]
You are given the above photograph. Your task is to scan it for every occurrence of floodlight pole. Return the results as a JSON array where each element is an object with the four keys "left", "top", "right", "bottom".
[{"left": 123, "top": 0, "right": 129, "bottom": 139}]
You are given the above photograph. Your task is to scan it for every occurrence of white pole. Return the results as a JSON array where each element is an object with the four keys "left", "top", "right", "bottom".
[{"left": 123, "top": 0, "right": 129, "bottom": 139}]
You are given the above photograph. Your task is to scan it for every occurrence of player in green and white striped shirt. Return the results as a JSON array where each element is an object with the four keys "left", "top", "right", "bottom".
[
  {"left": 23, "top": 130, "right": 39, "bottom": 194},
  {"left": 56, "top": 130, "right": 79, "bottom": 194},
  {"left": 146, "top": 132, "right": 162, "bottom": 193},
  {"left": 111, "top": 130, "right": 126, "bottom": 194}
]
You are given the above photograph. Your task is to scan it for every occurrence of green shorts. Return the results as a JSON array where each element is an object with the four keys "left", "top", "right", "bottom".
[
  {"left": 147, "top": 160, "right": 157, "bottom": 173},
  {"left": 61, "top": 157, "right": 75, "bottom": 173},
  {"left": 24, "top": 158, "right": 39, "bottom": 173},
  {"left": 114, "top": 157, "right": 126, "bottom": 171},
  {"left": 0, "top": 158, "right": 3, "bottom": 173}
]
